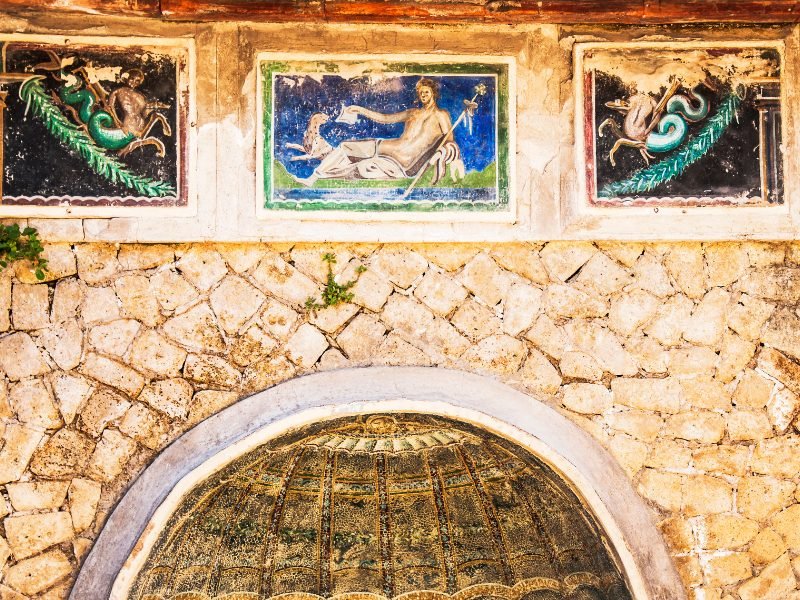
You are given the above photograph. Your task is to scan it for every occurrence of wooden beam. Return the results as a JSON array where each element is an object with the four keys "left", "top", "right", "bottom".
[
  {"left": 160, "top": 0, "right": 800, "bottom": 22},
  {"left": 0, "top": 0, "right": 160, "bottom": 17}
]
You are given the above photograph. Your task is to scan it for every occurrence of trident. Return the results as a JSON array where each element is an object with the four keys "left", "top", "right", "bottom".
[{"left": 400, "top": 83, "right": 487, "bottom": 200}]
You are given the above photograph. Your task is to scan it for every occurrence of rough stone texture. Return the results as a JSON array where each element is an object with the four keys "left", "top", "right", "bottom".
[
  {"left": 2, "top": 241, "right": 800, "bottom": 600},
  {"left": 4, "top": 512, "right": 73, "bottom": 560}
]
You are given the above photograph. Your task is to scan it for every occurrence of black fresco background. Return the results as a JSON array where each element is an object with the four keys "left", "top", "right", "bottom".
[{"left": 2, "top": 44, "right": 178, "bottom": 199}]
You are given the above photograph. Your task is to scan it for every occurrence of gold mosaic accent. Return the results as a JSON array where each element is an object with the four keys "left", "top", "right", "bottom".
[{"left": 129, "top": 415, "right": 632, "bottom": 600}]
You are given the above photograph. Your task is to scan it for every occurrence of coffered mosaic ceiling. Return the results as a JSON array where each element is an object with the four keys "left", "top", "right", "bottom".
[{"left": 127, "top": 414, "right": 631, "bottom": 600}]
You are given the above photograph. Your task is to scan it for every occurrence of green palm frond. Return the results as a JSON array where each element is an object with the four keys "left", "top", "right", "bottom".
[
  {"left": 599, "top": 93, "right": 741, "bottom": 198},
  {"left": 19, "top": 77, "right": 176, "bottom": 198}
]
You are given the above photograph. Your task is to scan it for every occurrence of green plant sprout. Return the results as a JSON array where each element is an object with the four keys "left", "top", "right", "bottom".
[
  {"left": 0, "top": 224, "right": 48, "bottom": 280},
  {"left": 305, "top": 253, "right": 366, "bottom": 312}
]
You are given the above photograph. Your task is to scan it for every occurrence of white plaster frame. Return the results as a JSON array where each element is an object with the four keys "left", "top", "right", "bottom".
[
  {"left": 255, "top": 53, "right": 517, "bottom": 224},
  {"left": 0, "top": 33, "right": 197, "bottom": 219},
  {"left": 70, "top": 367, "right": 685, "bottom": 600},
  {"left": 565, "top": 37, "right": 800, "bottom": 240}
]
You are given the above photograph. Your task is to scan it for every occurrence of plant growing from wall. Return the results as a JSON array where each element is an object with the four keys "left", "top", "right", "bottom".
[
  {"left": 0, "top": 224, "right": 47, "bottom": 280},
  {"left": 305, "top": 253, "right": 366, "bottom": 312}
]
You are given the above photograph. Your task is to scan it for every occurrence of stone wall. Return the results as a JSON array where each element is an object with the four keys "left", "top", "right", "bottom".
[{"left": 0, "top": 240, "right": 798, "bottom": 599}]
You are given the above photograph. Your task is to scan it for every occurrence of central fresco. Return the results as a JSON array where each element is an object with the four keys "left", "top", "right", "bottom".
[{"left": 127, "top": 414, "right": 631, "bottom": 600}]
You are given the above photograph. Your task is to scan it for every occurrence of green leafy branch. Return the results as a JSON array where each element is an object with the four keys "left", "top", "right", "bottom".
[
  {"left": 19, "top": 77, "right": 176, "bottom": 198},
  {"left": 0, "top": 224, "right": 47, "bottom": 280},
  {"left": 305, "top": 253, "right": 366, "bottom": 312},
  {"left": 599, "top": 93, "right": 741, "bottom": 198}
]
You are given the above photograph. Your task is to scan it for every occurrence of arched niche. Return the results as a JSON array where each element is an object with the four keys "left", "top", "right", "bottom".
[{"left": 70, "top": 367, "right": 685, "bottom": 600}]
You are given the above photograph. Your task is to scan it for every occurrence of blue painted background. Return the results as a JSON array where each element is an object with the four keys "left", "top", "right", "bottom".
[{"left": 273, "top": 73, "right": 497, "bottom": 180}]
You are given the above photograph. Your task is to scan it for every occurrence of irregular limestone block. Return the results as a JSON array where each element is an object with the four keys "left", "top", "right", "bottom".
[
  {"left": 11, "top": 283, "right": 50, "bottom": 330},
  {"left": 417, "top": 245, "right": 479, "bottom": 272},
  {"left": 184, "top": 354, "right": 241, "bottom": 388},
  {"left": 79, "top": 388, "right": 131, "bottom": 438},
  {"left": 317, "top": 348, "right": 350, "bottom": 371},
  {"left": 29, "top": 429, "right": 94, "bottom": 479},
  {"left": 692, "top": 446, "right": 749, "bottom": 477},
  {"left": 369, "top": 248, "right": 428, "bottom": 289},
  {"left": 502, "top": 283, "right": 542, "bottom": 337},
  {"left": 51, "top": 278, "right": 83, "bottom": 324},
  {"left": 373, "top": 333, "right": 432, "bottom": 367},
  {"left": 175, "top": 246, "right": 228, "bottom": 291},
  {"left": 251, "top": 254, "right": 319, "bottom": 308},
  {"left": 81, "top": 286, "right": 121, "bottom": 324},
  {"left": 119, "top": 403, "right": 169, "bottom": 450},
  {"left": 150, "top": 269, "right": 199, "bottom": 311},
  {"left": 242, "top": 356, "right": 295, "bottom": 395},
  {"left": 74, "top": 244, "right": 120, "bottom": 285},
  {"left": 524, "top": 314, "right": 568, "bottom": 360},
  {"left": 637, "top": 468, "right": 683, "bottom": 512},
  {"left": 726, "top": 410, "right": 773, "bottom": 442},
  {"left": 163, "top": 304, "right": 226, "bottom": 354},
  {"left": 608, "top": 434, "right": 648, "bottom": 477},
  {"left": 739, "top": 267, "right": 800, "bottom": 302},
  {"left": 751, "top": 436, "right": 800, "bottom": 479},
  {"left": 0, "top": 424, "right": 44, "bottom": 484},
  {"left": 210, "top": 275, "right": 266, "bottom": 335},
  {"left": 683, "top": 288, "right": 731, "bottom": 347},
  {"left": 611, "top": 378, "right": 681, "bottom": 414},
  {"left": 346, "top": 267, "right": 393, "bottom": 312},
  {"left": 139, "top": 379, "right": 193, "bottom": 419},
  {"left": 50, "top": 372, "right": 93, "bottom": 425},
  {"left": 128, "top": 330, "right": 188, "bottom": 378},
  {"left": 696, "top": 514, "right": 759, "bottom": 550},
  {"left": 573, "top": 251, "right": 632, "bottom": 297},
  {"left": 215, "top": 244, "right": 264, "bottom": 274},
  {"left": 704, "top": 243, "right": 749, "bottom": 288},
  {"left": 452, "top": 299, "right": 502, "bottom": 342},
  {"left": 558, "top": 351, "right": 603, "bottom": 381},
  {"left": 115, "top": 274, "right": 162, "bottom": 328},
  {"left": 79, "top": 353, "right": 145, "bottom": 398},
  {"left": 564, "top": 321, "right": 638, "bottom": 376},
  {"left": 230, "top": 325, "right": 278, "bottom": 367},
  {"left": 4, "top": 548, "right": 72, "bottom": 596},
  {"left": 717, "top": 331, "right": 756, "bottom": 383},
  {"left": 0, "top": 277, "right": 11, "bottom": 331},
  {"left": 539, "top": 241, "right": 596, "bottom": 282},
  {"left": 490, "top": 245, "right": 549, "bottom": 285},
  {"left": 459, "top": 253, "right": 513, "bottom": 307},
  {"left": 87, "top": 429, "right": 137, "bottom": 482},
  {"left": 738, "top": 476, "right": 795, "bottom": 521},
  {"left": 337, "top": 314, "right": 386, "bottom": 363},
  {"left": 631, "top": 252, "right": 674, "bottom": 298},
  {"left": 0, "top": 333, "right": 50, "bottom": 381},
  {"left": 17, "top": 244, "right": 77, "bottom": 285},
  {"left": 728, "top": 293, "right": 774, "bottom": 340},
  {"left": 644, "top": 293, "right": 693, "bottom": 346},
  {"left": 771, "top": 505, "right": 800, "bottom": 551},
  {"left": 518, "top": 347, "right": 561, "bottom": 394},
  {"left": 461, "top": 335, "right": 526, "bottom": 376},
  {"left": 544, "top": 285, "right": 607, "bottom": 320},
  {"left": 413, "top": 271, "right": 468, "bottom": 317},
  {"left": 88, "top": 319, "right": 140, "bottom": 357},
  {"left": 4, "top": 512, "right": 73, "bottom": 560},
  {"left": 682, "top": 474, "right": 733, "bottom": 516},
  {"left": 309, "top": 303, "right": 359, "bottom": 335},
  {"left": 6, "top": 481, "right": 69, "bottom": 512},
  {"left": 703, "top": 552, "right": 751, "bottom": 587},
  {"left": 40, "top": 319, "right": 83, "bottom": 371},
  {"left": 596, "top": 242, "right": 643, "bottom": 268},
  {"left": 9, "top": 379, "right": 61, "bottom": 430},
  {"left": 288, "top": 246, "right": 352, "bottom": 283},
  {"left": 669, "top": 346, "right": 719, "bottom": 377},
  {"left": 186, "top": 390, "right": 240, "bottom": 427},
  {"left": 763, "top": 309, "right": 800, "bottom": 361},
  {"left": 664, "top": 244, "right": 705, "bottom": 299},
  {"left": 680, "top": 376, "right": 732, "bottom": 410},
  {"left": 733, "top": 370, "right": 773, "bottom": 409},
  {"left": 737, "top": 553, "right": 797, "bottom": 600},
  {"left": 284, "top": 324, "right": 328, "bottom": 368},
  {"left": 259, "top": 299, "right": 300, "bottom": 341},
  {"left": 767, "top": 388, "right": 800, "bottom": 434},
  {"left": 749, "top": 529, "right": 787, "bottom": 566},
  {"left": 605, "top": 410, "right": 663, "bottom": 442},
  {"left": 758, "top": 347, "right": 800, "bottom": 395},
  {"left": 608, "top": 289, "right": 660, "bottom": 337},
  {"left": 562, "top": 383, "right": 611, "bottom": 415},
  {"left": 665, "top": 411, "right": 725, "bottom": 444},
  {"left": 118, "top": 244, "right": 174, "bottom": 270}
]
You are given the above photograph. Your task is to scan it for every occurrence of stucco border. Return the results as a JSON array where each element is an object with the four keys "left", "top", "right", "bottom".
[{"left": 71, "top": 367, "right": 686, "bottom": 600}]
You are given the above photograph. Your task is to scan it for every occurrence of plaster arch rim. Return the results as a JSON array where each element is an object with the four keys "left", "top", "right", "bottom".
[{"left": 70, "top": 366, "right": 685, "bottom": 600}]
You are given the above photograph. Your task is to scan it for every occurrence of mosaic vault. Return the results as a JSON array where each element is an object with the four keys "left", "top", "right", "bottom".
[{"left": 127, "top": 414, "right": 632, "bottom": 600}]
